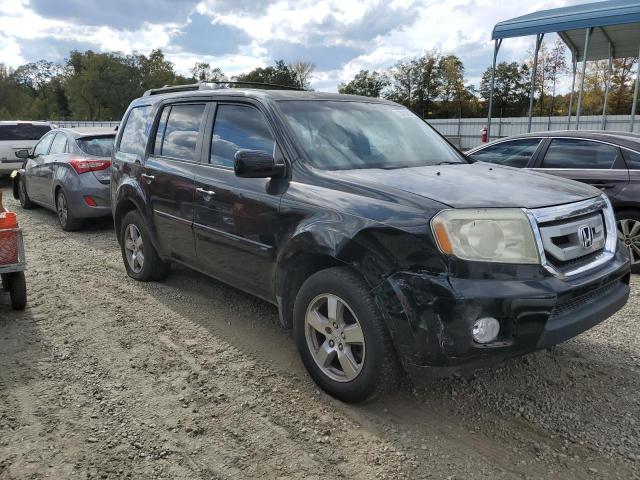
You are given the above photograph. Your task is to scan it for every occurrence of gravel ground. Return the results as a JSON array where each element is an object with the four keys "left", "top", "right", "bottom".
[{"left": 0, "top": 180, "right": 638, "bottom": 479}]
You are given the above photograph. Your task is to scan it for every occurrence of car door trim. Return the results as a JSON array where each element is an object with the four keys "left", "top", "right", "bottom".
[
  {"left": 192, "top": 221, "right": 273, "bottom": 253},
  {"left": 153, "top": 208, "right": 192, "bottom": 227}
]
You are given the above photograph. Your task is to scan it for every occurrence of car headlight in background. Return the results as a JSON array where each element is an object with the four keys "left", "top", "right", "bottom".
[{"left": 431, "top": 209, "right": 540, "bottom": 264}]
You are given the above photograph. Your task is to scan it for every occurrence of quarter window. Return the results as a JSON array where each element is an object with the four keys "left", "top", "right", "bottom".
[
  {"left": 210, "top": 104, "right": 275, "bottom": 168},
  {"left": 470, "top": 138, "right": 541, "bottom": 168},
  {"left": 541, "top": 139, "right": 620, "bottom": 169},
  {"left": 622, "top": 149, "right": 640, "bottom": 169},
  {"left": 49, "top": 133, "right": 67, "bottom": 155},
  {"left": 33, "top": 133, "right": 55, "bottom": 157},
  {"left": 155, "top": 104, "right": 205, "bottom": 161},
  {"left": 119, "top": 105, "right": 153, "bottom": 159}
]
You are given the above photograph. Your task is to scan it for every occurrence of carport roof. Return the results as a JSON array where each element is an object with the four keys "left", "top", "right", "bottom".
[{"left": 492, "top": 0, "right": 640, "bottom": 60}]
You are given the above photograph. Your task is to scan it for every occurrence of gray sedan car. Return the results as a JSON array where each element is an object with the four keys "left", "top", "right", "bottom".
[{"left": 12, "top": 128, "right": 115, "bottom": 231}]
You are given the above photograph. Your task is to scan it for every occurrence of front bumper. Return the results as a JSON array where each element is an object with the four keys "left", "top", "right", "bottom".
[{"left": 373, "top": 247, "right": 630, "bottom": 381}]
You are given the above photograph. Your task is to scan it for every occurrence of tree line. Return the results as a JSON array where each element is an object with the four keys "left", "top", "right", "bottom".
[{"left": 0, "top": 41, "right": 637, "bottom": 121}]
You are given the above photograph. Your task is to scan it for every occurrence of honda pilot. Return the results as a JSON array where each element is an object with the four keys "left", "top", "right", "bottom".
[{"left": 111, "top": 83, "right": 630, "bottom": 402}]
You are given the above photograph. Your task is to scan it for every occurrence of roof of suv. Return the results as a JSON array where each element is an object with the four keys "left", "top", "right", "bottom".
[{"left": 131, "top": 88, "right": 396, "bottom": 107}]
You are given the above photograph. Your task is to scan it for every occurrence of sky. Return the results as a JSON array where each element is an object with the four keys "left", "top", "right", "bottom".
[{"left": 0, "top": 0, "right": 597, "bottom": 92}]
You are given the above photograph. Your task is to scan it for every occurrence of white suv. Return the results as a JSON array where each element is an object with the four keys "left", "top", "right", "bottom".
[{"left": 0, "top": 121, "right": 53, "bottom": 175}]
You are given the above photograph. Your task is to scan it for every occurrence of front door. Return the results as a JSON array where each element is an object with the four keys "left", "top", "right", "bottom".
[
  {"left": 144, "top": 102, "right": 206, "bottom": 263},
  {"left": 26, "top": 131, "right": 56, "bottom": 204},
  {"left": 192, "top": 102, "right": 284, "bottom": 300}
]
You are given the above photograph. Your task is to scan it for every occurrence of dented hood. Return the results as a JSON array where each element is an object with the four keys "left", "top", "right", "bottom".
[{"left": 331, "top": 162, "right": 600, "bottom": 209}]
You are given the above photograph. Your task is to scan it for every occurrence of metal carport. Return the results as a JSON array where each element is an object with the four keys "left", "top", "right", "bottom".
[{"left": 487, "top": 0, "right": 640, "bottom": 141}]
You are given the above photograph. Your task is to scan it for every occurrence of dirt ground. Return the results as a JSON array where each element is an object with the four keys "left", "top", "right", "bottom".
[{"left": 0, "top": 179, "right": 639, "bottom": 480}]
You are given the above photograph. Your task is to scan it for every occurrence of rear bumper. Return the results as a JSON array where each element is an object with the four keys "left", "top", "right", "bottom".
[
  {"left": 64, "top": 175, "right": 112, "bottom": 219},
  {"left": 372, "top": 247, "right": 631, "bottom": 381}
]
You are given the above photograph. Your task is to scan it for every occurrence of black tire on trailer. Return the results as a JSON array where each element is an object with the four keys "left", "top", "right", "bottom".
[{"left": 8, "top": 271, "right": 26, "bottom": 310}]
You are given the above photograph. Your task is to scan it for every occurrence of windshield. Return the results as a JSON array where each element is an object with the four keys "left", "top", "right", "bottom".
[
  {"left": 77, "top": 136, "right": 115, "bottom": 157},
  {"left": 278, "top": 100, "right": 464, "bottom": 170},
  {"left": 0, "top": 124, "right": 51, "bottom": 141}
]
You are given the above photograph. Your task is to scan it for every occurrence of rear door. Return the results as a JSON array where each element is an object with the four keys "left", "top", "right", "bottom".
[
  {"left": 468, "top": 138, "right": 544, "bottom": 168},
  {"left": 531, "top": 138, "right": 629, "bottom": 197},
  {"left": 144, "top": 102, "right": 205, "bottom": 263},
  {"left": 192, "top": 101, "right": 284, "bottom": 299},
  {"left": 26, "top": 131, "right": 56, "bottom": 204}
]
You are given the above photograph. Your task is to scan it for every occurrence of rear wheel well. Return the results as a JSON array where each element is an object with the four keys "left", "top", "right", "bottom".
[
  {"left": 277, "top": 253, "right": 346, "bottom": 329},
  {"left": 114, "top": 199, "right": 139, "bottom": 243}
]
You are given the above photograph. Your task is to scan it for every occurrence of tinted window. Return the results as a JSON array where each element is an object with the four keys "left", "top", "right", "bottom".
[
  {"left": 622, "top": 149, "right": 640, "bottom": 169},
  {"left": 33, "top": 133, "right": 55, "bottom": 157},
  {"left": 471, "top": 138, "right": 541, "bottom": 168},
  {"left": 153, "top": 107, "right": 170, "bottom": 155},
  {"left": 119, "top": 105, "right": 152, "bottom": 159},
  {"left": 541, "top": 139, "right": 619, "bottom": 169},
  {"left": 158, "top": 104, "right": 205, "bottom": 161},
  {"left": 210, "top": 104, "right": 275, "bottom": 168},
  {"left": 0, "top": 124, "right": 51, "bottom": 141},
  {"left": 77, "top": 136, "right": 115, "bottom": 156},
  {"left": 279, "top": 100, "right": 463, "bottom": 170},
  {"left": 49, "top": 133, "right": 67, "bottom": 155}
]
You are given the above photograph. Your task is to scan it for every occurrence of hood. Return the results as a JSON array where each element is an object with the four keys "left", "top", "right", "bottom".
[{"left": 327, "top": 162, "right": 600, "bottom": 209}]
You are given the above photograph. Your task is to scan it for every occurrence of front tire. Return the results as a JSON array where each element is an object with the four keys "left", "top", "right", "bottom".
[
  {"left": 120, "top": 210, "right": 170, "bottom": 282},
  {"left": 293, "top": 267, "right": 400, "bottom": 403},
  {"left": 18, "top": 176, "right": 35, "bottom": 210},
  {"left": 56, "top": 189, "right": 83, "bottom": 231},
  {"left": 616, "top": 209, "right": 640, "bottom": 274}
]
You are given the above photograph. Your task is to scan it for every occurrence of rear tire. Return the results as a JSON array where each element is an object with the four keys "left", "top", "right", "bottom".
[
  {"left": 615, "top": 209, "right": 640, "bottom": 274},
  {"left": 18, "top": 176, "right": 35, "bottom": 210},
  {"left": 56, "top": 189, "right": 83, "bottom": 231},
  {"left": 293, "top": 267, "right": 401, "bottom": 403},
  {"left": 8, "top": 272, "right": 26, "bottom": 310},
  {"left": 120, "top": 210, "right": 170, "bottom": 282}
]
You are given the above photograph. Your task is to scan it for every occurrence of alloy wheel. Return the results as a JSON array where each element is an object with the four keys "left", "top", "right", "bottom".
[
  {"left": 57, "top": 192, "right": 68, "bottom": 226},
  {"left": 124, "top": 224, "right": 145, "bottom": 273},
  {"left": 304, "top": 293, "right": 365, "bottom": 382},
  {"left": 617, "top": 218, "right": 640, "bottom": 265}
]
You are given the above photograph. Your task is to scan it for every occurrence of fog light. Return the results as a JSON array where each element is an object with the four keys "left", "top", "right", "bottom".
[{"left": 472, "top": 317, "right": 500, "bottom": 344}]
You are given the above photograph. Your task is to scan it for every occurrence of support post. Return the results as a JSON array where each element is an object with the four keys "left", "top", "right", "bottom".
[
  {"left": 567, "top": 52, "right": 577, "bottom": 128},
  {"left": 631, "top": 47, "right": 640, "bottom": 133},
  {"left": 601, "top": 42, "right": 613, "bottom": 130},
  {"left": 575, "top": 28, "right": 592, "bottom": 130},
  {"left": 528, "top": 33, "right": 544, "bottom": 133},
  {"left": 486, "top": 38, "right": 502, "bottom": 141}
]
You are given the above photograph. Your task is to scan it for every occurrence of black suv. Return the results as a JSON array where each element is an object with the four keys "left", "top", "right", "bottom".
[{"left": 111, "top": 84, "right": 630, "bottom": 402}]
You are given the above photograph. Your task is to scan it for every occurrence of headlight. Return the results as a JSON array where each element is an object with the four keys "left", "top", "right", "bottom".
[{"left": 431, "top": 209, "right": 539, "bottom": 264}]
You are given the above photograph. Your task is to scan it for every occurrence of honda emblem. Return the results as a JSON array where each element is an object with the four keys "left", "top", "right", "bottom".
[{"left": 578, "top": 225, "right": 593, "bottom": 249}]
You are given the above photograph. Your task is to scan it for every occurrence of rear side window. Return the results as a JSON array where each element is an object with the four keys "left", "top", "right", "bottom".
[
  {"left": 622, "top": 149, "right": 640, "bottom": 169},
  {"left": 541, "top": 139, "right": 619, "bottom": 169},
  {"left": 77, "top": 136, "right": 115, "bottom": 157},
  {"left": 33, "top": 132, "right": 55, "bottom": 157},
  {"left": 118, "top": 105, "right": 152, "bottom": 159},
  {"left": 49, "top": 133, "right": 67, "bottom": 154},
  {"left": 0, "top": 124, "right": 51, "bottom": 141},
  {"left": 155, "top": 104, "right": 205, "bottom": 161},
  {"left": 471, "top": 138, "right": 541, "bottom": 168},
  {"left": 210, "top": 104, "right": 275, "bottom": 168}
]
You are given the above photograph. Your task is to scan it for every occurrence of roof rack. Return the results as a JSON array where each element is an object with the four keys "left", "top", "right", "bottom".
[{"left": 143, "top": 81, "right": 304, "bottom": 96}]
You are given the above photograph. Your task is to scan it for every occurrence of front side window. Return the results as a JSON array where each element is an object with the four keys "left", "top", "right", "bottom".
[
  {"left": 33, "top": 132, "right": 55, "bottom": 157},
  {"left": 156, "top": 104, "right": 205, "bottom": 161},
  {"left": 210, "top": 104, "right": 275, "bottom": 168},
  {"left": 278, "top": 100, "right": 464, "bottom": 170},
  {"left": 471, "top": 138, "right": 541, "bottom": 168},
  {"left": 118, "top": 105, "right": 153, "bottom": 159},
  {"left": 49, "top": 133, "right": 68, "bottom": 155},
  {"left": 541, "top": 139, "right": 620, "bottom": 169}
]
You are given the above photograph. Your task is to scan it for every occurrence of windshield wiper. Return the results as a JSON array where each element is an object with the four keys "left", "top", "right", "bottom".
[{"left": 433, "top": 161, "right": 463, "bottom": 166}]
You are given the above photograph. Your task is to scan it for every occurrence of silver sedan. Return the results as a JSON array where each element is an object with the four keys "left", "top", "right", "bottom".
[{"left": 12, "top": 127, "right": 115, "bottom": 231}]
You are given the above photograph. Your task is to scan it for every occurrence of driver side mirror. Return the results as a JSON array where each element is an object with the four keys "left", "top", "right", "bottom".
[
  {"left": 234, "top": 149, "right": 285, "bottom": 178},
  {"left": 14, "top": 149, "right": 31, "bottom": 160}
]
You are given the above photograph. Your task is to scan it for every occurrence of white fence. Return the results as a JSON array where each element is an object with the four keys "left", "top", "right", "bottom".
[
  {"left": 427, "top": 115, "right": 640, "bottom": 150},
  {"left": 53, "top": 120, "right": 119, "bottom": 128}
]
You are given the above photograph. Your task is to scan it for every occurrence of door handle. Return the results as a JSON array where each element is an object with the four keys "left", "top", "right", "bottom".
[
  {"left": 196, "top": 187, "right": 216, "bottom": 198},
  {"left": 141, "top": 173, "right": 155, "bottom": 183}
]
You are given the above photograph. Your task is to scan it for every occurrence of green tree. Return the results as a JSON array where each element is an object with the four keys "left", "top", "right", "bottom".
[
  {"left": 288, "top": 60, "right": 315, "bottom": 89},
  {"left": 338, "top": 70, "right": 388, "bottom": 97},
  {"left": 235, "top": 60, "right": 298, "bottom": 87},
  {"left": 480, "top": 61, "right": 530, "bottom": 117},
  {"left": 191, "top": 62, "right": 227, "bottom": 82}
]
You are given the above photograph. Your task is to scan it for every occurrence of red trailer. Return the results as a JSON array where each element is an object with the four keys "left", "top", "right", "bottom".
[{"left": 0, "top": 192, "right": 26, "bottom": 310}]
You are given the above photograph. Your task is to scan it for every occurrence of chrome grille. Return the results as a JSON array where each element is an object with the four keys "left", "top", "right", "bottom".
[{"left": 524, "top": 195, "right": 617, "bottom": 279}]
